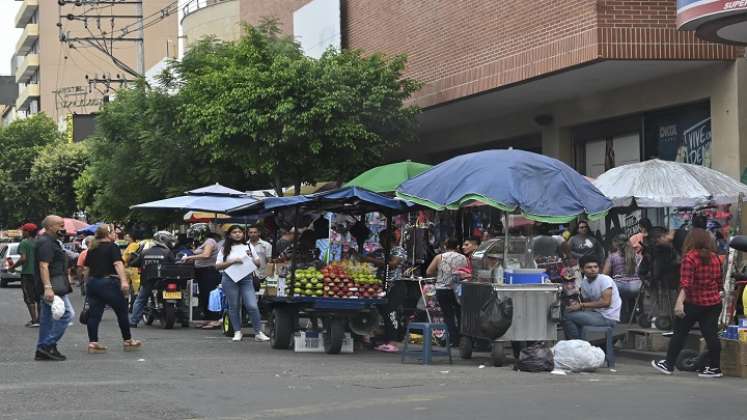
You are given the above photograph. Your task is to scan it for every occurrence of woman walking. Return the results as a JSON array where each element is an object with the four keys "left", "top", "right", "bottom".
[
  {"left": 84, "top": 225, "right": 142, "bottom": 353},
  {"left": 426, "top": 238, "right": 468, "bottom": 346},
  {"left": 215, "top": 225, "right": 270, "bottom": 342},
  {"left": 652, "top": 228, "right": 722, "bottom": 378},
  {"left": 184, "top": 228, "right": 222, "bottom": 328}
]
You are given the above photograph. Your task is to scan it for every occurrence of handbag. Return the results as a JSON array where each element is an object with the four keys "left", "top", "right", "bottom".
[
  {"left": 51, "top": 274, "right": 73, "bottom": 296},
  {"left": 79, "top": 298, "right": 90, "bottom": 325}
]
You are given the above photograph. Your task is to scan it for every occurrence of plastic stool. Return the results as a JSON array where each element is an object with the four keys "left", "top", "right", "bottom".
[
  {"left": 580, "top": 325, "right": 616, "bottom": 368},
  {"left": 401, "top": 322, "right": 453, "bottom": 365}
]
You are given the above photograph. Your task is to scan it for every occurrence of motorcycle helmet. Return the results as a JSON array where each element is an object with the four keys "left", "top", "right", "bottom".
[
  {"left": 153, "top": 231, "right": 177, "bottom": 249},
  {"left": 187, "top": 223, "right": 210, "bottom": 243}
]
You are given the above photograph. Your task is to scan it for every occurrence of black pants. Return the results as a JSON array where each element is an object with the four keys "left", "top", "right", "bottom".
[
  {"left": 86, "top": 276, "right": 132, "bottom": 343},
  {"left": 666, "top": 303, "right": 722, "bottom": 369},
  {"left": 196, "top": 267, "right": 220, "bottom": 320},
  {"left": 436, "top": 289, "right": 461, "bottom": 345}
]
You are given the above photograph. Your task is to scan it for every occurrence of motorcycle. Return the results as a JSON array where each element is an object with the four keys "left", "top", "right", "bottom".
[{"left": 142, "top": 263, "right": 195, "bottom": 329}]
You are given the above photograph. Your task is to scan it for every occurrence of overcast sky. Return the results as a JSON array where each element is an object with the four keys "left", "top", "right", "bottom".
[{"left": 0, "top": 0, "right": 22, "bottom": 75}]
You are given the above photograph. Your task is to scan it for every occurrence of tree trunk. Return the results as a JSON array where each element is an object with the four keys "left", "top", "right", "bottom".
[{"left": 294, "top": 181, "right": 302, "bottom": 196}]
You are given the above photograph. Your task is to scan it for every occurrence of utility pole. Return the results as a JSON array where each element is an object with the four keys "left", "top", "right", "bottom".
[{"left": 135, "top": 0, "right": 145, "bottom": 76}]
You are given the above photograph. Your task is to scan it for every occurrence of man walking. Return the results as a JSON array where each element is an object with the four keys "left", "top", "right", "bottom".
[
  {"left": 8, "top": 223, "right": 40, "bottom": 327},
  {"left": 35, "top": 215, "right": 74, "bottom": 361}
]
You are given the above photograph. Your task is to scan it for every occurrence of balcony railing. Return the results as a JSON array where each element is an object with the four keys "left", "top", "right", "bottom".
[
  {"left": 15, "top": 23, "right": 38, "bottom": 56},
  {"left": 15, "top": 53, "right": 39, "bottom": 83},
  {"left": 15, "top": 0, "right": 38, "bottom": 28},
  {"left": 16, "top": 83, "right": 39, "bottom": 110}
]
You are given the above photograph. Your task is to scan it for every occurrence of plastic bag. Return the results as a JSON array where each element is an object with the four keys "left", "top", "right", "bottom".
[
  {"left": 208, "top": 287, "right": 224, "bottom": 312},
  {"left": 51, "top": 296, "right": 65, "bottom": 320},
  {"left": 517, "top": 343, "right": 554, "bottom": 372},
  {"left": 479, "top": 292, "right": 513, "bottom": 339},
  {"left": 552, "top": 339, "right": 606, "bottom": 372}
]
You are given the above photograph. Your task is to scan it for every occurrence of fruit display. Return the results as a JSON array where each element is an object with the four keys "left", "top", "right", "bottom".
[{"left": 292, "top": 262, "right": 384, "bottom": 299}]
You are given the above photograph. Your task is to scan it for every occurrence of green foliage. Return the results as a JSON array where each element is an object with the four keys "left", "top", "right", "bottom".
[
  {"left": 30, "top": 140, "right": 90, "bottom": 218},
  {"left": 174, "top": 23, "right": 421, "bottom": 194},
  {"left": 0, "top": 114, "right": 62, "bottom": 226}
]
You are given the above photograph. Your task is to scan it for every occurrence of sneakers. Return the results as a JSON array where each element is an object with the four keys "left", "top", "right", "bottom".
[
  {"left": 25, "top": 321, "right": 40, "bottom": 328},
  {"left": 651, "top": 360, "right": 673, "bottom": 375},
  {"left": 698, "top": 367, "right": 723, "bottom": 378},
  {"left": 255, "top": 331, "right": 270, "bottom": 342},
  {"left": 232, "top": 331, "right": 243, "bottom": 342},
  {"left": 35, "top": 346, "right": 65, "bottom": 361}
]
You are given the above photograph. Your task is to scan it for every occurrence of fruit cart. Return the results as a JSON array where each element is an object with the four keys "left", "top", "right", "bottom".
[{"left": 227, "top": 186, "right": 411, "bottom": 354}]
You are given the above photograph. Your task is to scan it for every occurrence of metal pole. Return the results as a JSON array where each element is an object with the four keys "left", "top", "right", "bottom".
[
  {"left": 503, "top": 213, "right": 510, "bottom": 268},
  {"left": 135, "top": 1, "right": 145, "bottom": 76},
  {"left": 289, "top": 206, "right": 301, "bottom": 295}
]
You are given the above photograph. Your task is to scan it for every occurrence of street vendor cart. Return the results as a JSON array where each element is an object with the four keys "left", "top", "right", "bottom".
[
  {"left": 396, "top": 149, "right": 613, "bottom": 366},
  {"left": 227, "top": 186, "right": 411, "bottom": 354}
]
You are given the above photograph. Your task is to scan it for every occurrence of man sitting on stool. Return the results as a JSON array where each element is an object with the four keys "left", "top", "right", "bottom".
[{"left": 563, "top": 255, "right": 622, "bottom": 339}]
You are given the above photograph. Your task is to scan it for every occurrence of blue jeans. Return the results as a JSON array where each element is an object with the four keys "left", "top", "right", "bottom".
[
  {"left": 221, "top": 273, "right": 262, "bottom": 334},
  {"left": 129, "top": 281, "right": 154, "bottom": 325},
  {"left": 562, "top": 310, "right": 616, "bottom": 340},
  {"left": 37, "top": 295, "right": 74, "bottom": 349}
]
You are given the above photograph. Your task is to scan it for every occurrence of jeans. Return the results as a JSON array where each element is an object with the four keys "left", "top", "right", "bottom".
[
  {"left": 221, "top": 273, "right": 263, "bottom": 334},
  {"left": 129, "top": 280, "right": 154, "bottom": 325},
  {"left": 37, "top": 294, "right": 74, "bottom": 349},
  {"left": 563, "top": 310, "right": 616, "bottom": 340},
  {"left": 436, "top": 289, "right": 461, "bottom": 345},
  {"left": 666, "top": 303, "right": 722, "bottom": 369},
  {"left": 86, "top": 277, "right": 132, "bottom": 343},
  {"left": 614, "top": 279, "right": 642, "bottom": 323}
]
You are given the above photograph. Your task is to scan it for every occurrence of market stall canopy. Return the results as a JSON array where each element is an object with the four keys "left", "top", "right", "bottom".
[
  {"left": 345, "top": 160, "right": 433, "bottom": 193},
  {"left": 186, "top": 183, "right": 246, "bottom": 197},
  {"left": 395, "top": 149, "right": 612, "bottom": 223},
  {"left": 76, "top": 222, "right": 104, "bottom": 236},
  {"left": 63, "top": 218, "right": 89, "bottom": 235},
  {"left": 593, "top": 159, "right": 747, "bottom": 207},
  {"left": 227, "top": 186, "right": 411, "bottom": 215},
  {"left": 130, "top": 183, "right": 257, "bottom": 213}
]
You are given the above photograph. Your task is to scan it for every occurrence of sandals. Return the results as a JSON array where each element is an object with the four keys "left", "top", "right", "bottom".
[
  {"left": 123, "top": 339, "right": 143, "bottom": 352},
  {"left": 374, "top": 343, "right": 399, "bottom": 353},
  {"left": 88, "top": 342, "right": 108, "bottom": 354}
]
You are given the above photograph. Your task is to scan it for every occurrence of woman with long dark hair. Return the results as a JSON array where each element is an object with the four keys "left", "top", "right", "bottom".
[
  {"left": 215, "top": 225, "right": 269, "bottom": 342},
  {"left": 84, "top": 225, "right": 142, "bottom": 353},
  {"left": 652, "top": 228, "right": 723, "bottom": 378}
]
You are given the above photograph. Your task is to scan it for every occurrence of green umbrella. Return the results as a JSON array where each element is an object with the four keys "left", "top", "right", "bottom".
[{"left": 345, "top": 160, "right": 433, "bottom": 193}]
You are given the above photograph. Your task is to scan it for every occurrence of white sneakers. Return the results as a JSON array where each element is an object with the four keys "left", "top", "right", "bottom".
[{"left": 231, "top": 330, "right": 269, "bottom": 342}]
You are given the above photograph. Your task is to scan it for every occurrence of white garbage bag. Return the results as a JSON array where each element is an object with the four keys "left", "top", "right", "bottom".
[
  {"left": 51, "top": 296, "right": 65, "bottom": 320},
  {"left": 552, "top": 339, "right": 606, "bottom": 372}
]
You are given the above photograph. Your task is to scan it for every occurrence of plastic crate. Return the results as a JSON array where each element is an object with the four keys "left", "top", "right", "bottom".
[
  {"left": 504, "top": 269, "right": 549, "bottom": 284},
  {"left": 293, "top": 331, "right": 354, "bottom": 353}
]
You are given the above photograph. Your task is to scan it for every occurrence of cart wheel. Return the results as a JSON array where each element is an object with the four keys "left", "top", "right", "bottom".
[
  {"left": 675, "top": 349, "right": 700, "bottom": 372},
  {"left": 637, "top": 313, "right": 652, "bottom": 329},
  {"left": 160, "top": 303, "right": 176, "bottom": 329},
  {"left": 324, "top": 318, "right": 346, "bottom": 354},
  {"left": 491, "top": 342, "right": 506, "bottom": 367},
  {"left": 270, "top": 307, "right": 294, "bottom": 350},
  {"left": 655, "top": 316, "right": 672, "bottom": 331},
  {"left": 222, "top": 312, "right": 234, "bottom": 337},
  {"left": 459, "top": 336, "right": 473, "bottom": 359}
]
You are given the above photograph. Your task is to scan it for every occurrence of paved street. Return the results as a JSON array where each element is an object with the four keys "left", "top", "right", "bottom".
[{"left": 0, "top": 286, "right": 745, "bottom": 420}]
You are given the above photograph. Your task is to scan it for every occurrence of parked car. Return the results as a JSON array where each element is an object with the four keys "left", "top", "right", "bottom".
[{"left": 0, "top": 242, "right": 21, "bottom": 287}]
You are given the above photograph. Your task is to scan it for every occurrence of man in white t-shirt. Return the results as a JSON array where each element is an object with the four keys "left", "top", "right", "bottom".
[
  {"left": 562, "top": 255, "right": 622, "bottom": 340},
  {"left": 247, "top": 226, "right": 272, "bottom": 279}
]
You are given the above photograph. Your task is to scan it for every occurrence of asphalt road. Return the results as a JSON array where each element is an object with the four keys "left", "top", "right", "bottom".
[{"left": 1, "top": 285, "right": 746, "bottom": 420}]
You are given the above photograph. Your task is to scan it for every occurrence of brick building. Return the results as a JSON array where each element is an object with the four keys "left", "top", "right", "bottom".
[{"left": 184, "top": 0, "right": 746, "bottom": 180}]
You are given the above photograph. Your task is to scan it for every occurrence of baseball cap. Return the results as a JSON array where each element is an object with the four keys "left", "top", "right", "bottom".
[{"left": 21, "top": 223, "right": 38, "bottom": 232}]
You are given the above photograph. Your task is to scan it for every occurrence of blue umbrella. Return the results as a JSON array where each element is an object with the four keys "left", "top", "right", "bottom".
[
  {"left": 131, "top": 195, "right": 257, "bottom": 213},
  {"left": 396, "top": 149, "right": 611, "bottom": 222},
  {"left": 77, "top": 222, "right": 103, "bottom": 236}
]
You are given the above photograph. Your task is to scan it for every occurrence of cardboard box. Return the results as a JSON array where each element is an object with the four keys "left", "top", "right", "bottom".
[{"left": 720, "top": 338, "right": 747, "bottom": 378}]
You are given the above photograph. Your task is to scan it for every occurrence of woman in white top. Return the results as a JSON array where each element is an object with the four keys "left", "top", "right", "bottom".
[
  {"left": 215, "top": 225, "right": 270, "bottom": 342},
  {"left": 426, "top": 238, "right": 468, "bottom": 346}
]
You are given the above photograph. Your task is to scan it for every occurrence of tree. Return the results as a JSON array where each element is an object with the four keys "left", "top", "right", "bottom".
[
  {"left": 0, "top": 114, "right": 62, "bottom": 226},
  {"left": 30, "top": 141, "right": 89, "bottom": 218},
  {"left": 173, "top": 22, "right": 421, "bottom": 195}
]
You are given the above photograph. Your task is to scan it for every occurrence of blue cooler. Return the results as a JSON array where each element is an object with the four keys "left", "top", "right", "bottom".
[{"left": 504, "top": 269, "right": 549, "bottom": 284}]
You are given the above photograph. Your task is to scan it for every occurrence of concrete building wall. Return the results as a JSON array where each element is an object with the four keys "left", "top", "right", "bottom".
[
  {"left": 239, "top": 0, "right": 311, "bottom": 35},
  {"left": 183, "top": 0, "right": 242, "bottom": 47},
  {"left": 31, "top": 1, "right": 178, "bottom": 123}
]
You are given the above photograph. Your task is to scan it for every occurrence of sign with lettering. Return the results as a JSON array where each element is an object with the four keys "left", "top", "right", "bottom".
[
  {"left": 679, "top": 118, "right": 712, "bottom": 166},
  {"left": 677, "top": 0, "right": 747, "bottom": 29},
  {"left": 54, "top": 86, "right": 103, "bottom": 112}
]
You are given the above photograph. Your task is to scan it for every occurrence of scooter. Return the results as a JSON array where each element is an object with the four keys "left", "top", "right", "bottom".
[{"left": 142, "top": 263, "right": 194, "bottom": 329}]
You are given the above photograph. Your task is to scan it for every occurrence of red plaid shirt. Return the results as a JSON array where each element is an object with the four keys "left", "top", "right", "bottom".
[{"left": 679, "top": 250, "right": 723, "bottom": 306}]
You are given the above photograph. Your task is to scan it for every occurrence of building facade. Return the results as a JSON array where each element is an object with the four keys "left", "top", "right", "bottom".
[{"left": 11, "top": 0, "right": 178, "bottom": 126}]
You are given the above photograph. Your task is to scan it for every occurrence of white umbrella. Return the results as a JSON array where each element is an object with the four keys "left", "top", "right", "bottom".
[{"left": 593, "top": 159, "right": 747, "bottom": 208}]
